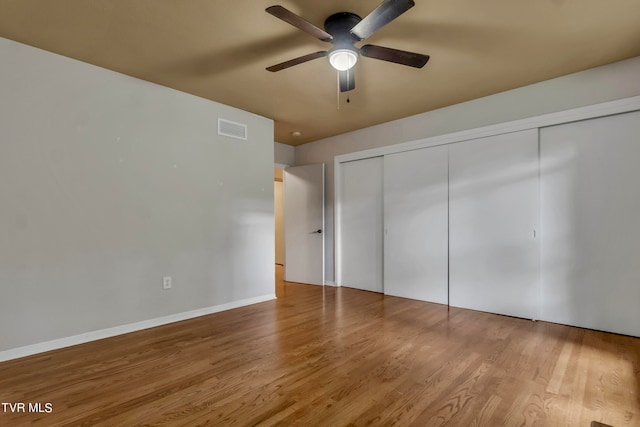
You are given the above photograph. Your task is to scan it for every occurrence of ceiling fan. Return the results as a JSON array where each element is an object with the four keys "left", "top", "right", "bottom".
[{"left": 265, "top": 0, "right": 430, "bottom": 92}]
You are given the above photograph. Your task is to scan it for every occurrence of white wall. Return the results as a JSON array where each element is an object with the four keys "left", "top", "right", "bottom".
[
  {"left": 0, "top": 37, "right": 275, "bottom": 353},
  {"left": 296, "top": 56, "right": 640, "bottom": 282},
  {"left": 274, "top": 142, "right": 294, "bottom": 166}
]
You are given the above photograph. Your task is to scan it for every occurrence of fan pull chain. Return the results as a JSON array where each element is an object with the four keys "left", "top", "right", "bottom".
[
  {"left": 336, "top": 70, "right": 340, "bottom": 109},
  {"left": 346, "top": 68, "right": 350, "bottom": 103},
  {"left": 336, "top": 70, "right": 352, "bottom": 107}
]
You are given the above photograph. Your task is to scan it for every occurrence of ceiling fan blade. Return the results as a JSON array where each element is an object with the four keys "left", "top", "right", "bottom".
[
  {"left": 266, "top": 51, "right": 328, "bottom": 72},
  {"left": 350, "top": 0, "right": 415, "bottom": 41},
  {"left": 339, "top": 69, "right": 355, "bottom": 92},
  {"left": 266, "top": 5, "right": 333, "bottom": 42},
  {"left": 360, "top": 44, "right": 429, "bottom": 68}
]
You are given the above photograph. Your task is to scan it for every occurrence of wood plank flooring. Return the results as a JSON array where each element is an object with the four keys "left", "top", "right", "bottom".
[{"left": 1, "top": 269, "right": 639, "bottom": 426}]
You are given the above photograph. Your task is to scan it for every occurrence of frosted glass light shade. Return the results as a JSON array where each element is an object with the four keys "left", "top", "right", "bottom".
[{"left": 329, "top": 49, "right": 358, "bottom": 71}]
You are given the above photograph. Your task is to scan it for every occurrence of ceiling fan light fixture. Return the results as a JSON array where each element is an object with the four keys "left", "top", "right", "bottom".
[{"left": 329, "top": 48, "right": 358, "bottom": 71}]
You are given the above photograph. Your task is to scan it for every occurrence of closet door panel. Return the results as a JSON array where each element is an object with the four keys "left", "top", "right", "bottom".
[
  {"left": 449, "top": 129, "right": 539, "bottom": 319},
  {"left": 540, "top": 110, "right": 640, "bottom": 337},
  {"left": 338, "top": 157, "right": 384, "bottom": 293},
  {"left": 384, "top": 146, "right": 449, "bottom": 303}
]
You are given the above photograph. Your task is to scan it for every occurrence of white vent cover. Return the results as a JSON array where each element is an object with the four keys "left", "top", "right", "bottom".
[{"left": 218, "top": 118, "right": 247, "bottom": 140}]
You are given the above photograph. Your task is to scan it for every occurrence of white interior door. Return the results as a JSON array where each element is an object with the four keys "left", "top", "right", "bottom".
[
  {"left": 384, "top": 146, "right": 449, "bottom": 304},
  {"left": 284, "top": 164, "right": 324, "bottom": 285},
  {"left": 540, "top": 111, "right": 640, "bottom": 337},
  {"left": 337, "top": 157, "right": 383, "bottom": 292},
  {"left": 449, "top": 129, "right": 539, "bottom": 319}
]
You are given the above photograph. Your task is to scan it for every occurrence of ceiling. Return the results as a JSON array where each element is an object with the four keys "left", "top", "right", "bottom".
[{"left": 1, "top": 1, "right": 639, "bottom": 146}]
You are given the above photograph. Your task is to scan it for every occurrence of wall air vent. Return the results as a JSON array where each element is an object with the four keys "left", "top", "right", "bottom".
[{"left": 218, "top": 118, "right": 248, "bottom": 141}]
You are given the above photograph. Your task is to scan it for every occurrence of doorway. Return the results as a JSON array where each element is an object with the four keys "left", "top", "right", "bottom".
[
  {"left": 274, "top": 167, "right": 285, "bottom": 295},
  {"left": 274, "top": 163, "right": 325, "bottom": 290}
]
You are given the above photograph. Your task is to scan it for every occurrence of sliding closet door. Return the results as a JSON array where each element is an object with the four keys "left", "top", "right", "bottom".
[
  {"left": 449, "top": 129, "right": 539, "bottom": 319},
  {"left": 384, "top": 146, "right": 449, "bottom": 303},
  {"left": 540, "top": 111, "right": 640, "bottom": 337},
  {"left": 338, "top": 157, "right": 383, "bottom": 292}
]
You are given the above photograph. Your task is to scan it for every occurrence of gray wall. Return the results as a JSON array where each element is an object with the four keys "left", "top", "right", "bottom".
[
  {"left": 295, "top": 56, "right": 640, "bottom": 282},
  {"left": 274, "top": 142, "right": 295, "bottom": 166},
  {"left": 0, "top": 37, "right": 275, "bottom": 352}
]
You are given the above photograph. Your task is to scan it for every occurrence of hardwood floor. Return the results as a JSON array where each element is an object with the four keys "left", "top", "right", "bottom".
[{"left": 1, "top": 270, "right": 639, "bottom": 426}]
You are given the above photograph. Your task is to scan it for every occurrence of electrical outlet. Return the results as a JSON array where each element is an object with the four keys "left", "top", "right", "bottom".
[{"left": 163, "top": 276, "right": 172, "bottom": 290}]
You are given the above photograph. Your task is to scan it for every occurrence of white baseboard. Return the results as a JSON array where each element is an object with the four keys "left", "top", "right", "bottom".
[
  {"left": 324, "top": 280, "right": 336, "bottom": 286},
  {"left": 0, "top": 294, "right": 276, "bottom": 363}
]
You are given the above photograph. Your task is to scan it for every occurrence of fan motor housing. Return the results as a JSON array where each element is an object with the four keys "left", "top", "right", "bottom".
[{"left": 324, "top": 12, "right": 362, "bottom": 46}]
